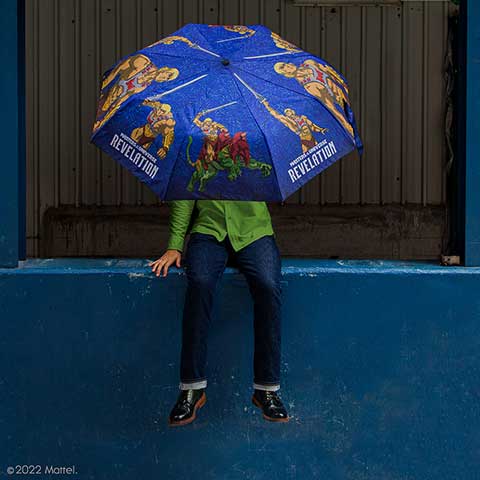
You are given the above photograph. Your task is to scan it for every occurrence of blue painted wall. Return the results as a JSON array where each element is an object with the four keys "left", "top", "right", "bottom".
[
  {"left": 1, "top": 259, "right": 479, "bottom": 479},
  {"left": 0, "top": 0, "right": 24, "bottom": 267}
]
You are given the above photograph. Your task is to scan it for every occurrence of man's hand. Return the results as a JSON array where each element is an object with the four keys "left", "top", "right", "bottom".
[{"left": 149, "top": 250, "right": 182, "bottom": 277}]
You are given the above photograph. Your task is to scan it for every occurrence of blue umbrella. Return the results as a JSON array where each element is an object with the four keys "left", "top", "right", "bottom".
[{"left": 90, "top": 24, "right": 363, "bottom": 201}]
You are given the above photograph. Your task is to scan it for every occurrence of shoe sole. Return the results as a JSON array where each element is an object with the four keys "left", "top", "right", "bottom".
[
  {"left": 252, "top": 395, "right": 290, "bottom": 423},
  {"left": 168, "top": 392, "right": 207, "bottom": 427}
]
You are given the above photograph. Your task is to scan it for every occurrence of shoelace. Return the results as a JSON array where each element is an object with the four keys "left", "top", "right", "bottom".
[
  {"left": 263, "top": 391, "right": 281, "bottom": 407},
  {"left": 179, "top": 389, "right": 197, "bottom": 407}
]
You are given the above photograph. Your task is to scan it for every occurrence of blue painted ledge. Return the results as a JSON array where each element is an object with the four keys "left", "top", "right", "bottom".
[
  {"left": 3, "top": 257, "right": 480, "bottom": 274},
  {"left": 1, "top": 258, "right": 480, "bottom": 479}
]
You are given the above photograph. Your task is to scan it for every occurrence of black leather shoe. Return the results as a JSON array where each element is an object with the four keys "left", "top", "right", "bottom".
[
  {"left": 252, "top": 389, "right": 290, "bottom": 422},
  {"left": 168, "top": 388, "right": 207, "bottom": 426}
]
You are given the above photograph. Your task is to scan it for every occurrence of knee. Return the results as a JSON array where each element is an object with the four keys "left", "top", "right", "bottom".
[
  {"left": 252, "top": 274, "right": 281, "bottom": 298},
  {"left": 187, "top": 273, "right": 217, "bottom": 293}
]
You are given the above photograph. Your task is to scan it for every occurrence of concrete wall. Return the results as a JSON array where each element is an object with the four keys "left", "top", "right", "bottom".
[{"left": 1, "top": 258, "right": 479, "bottom": 479}]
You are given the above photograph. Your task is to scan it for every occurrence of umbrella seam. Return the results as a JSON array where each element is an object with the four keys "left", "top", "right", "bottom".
[
  {"left": 163, "top": 130, "right": 191, "bottom": 201},
  {"left": 192, "top": 23, "right": 222, "bottom": 58},
  {"left": 140, "top": 50, "right": 220, "bottom": 63},
  {"left": 229, "top": 68, "right": 284, "bottom": 201},
  {"left": 239, "top": 52, "right": 350, "bottom": 87}
]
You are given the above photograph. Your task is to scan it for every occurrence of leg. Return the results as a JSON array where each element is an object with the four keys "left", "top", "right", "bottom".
[
  {"left": 244, "top": 158, "right": 272, "bottom": 177},
  {"left": 179, "top": 233, "right": 228, "bottom": 390},
  {"left": 234, "top": 235, "right": 282, "bottom": 391},
  {"left": 198, "top": 168, "right": 217, "bottom": 191},
  {"left": 186, "top": 171, "right": 199, "bottom": 192}
]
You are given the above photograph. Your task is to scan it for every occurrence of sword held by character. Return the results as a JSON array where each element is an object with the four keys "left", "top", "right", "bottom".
[
  {"left": 233, "top": 73, "right": 328, "bottom": 154},
  {"left": 130, "top": 74, "right": 209, "bottom": 159},
  {"left": 186, "top": 100, "right": 272, "bottom": 192}
]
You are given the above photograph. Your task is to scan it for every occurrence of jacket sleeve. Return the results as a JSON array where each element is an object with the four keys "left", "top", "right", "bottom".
[{"left": 167, "top": 200, "right": 196, "bottom": 252}]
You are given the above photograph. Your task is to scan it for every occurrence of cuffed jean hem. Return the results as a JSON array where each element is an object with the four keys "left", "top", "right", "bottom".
[
  {"left": 253, "top": 382, "right": 280, "bottom": 392},
  {"left": 179, "top": 379, "right": 207, "bottom": 390}
]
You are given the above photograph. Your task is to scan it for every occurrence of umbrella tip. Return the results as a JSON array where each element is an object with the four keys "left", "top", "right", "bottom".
[{"left": 221, "top": 58, "right": 230, "bottom": 66}]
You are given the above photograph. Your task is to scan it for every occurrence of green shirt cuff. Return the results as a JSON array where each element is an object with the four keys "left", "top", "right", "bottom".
[{"left": 167, "top": 236, "right": 185, "bottom": 252}]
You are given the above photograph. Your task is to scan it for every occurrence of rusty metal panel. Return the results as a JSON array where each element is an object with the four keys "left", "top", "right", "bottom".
[
  {"left": 341, "top": 5, "right": 362, "bottom": 204},
  {"left": 41, "top": 204, "right": 446, "bottom": 260},
  {"left": 25, "top": 0, "right": 450, "bottom": 256},
  {"left": 381, "top": 4, "right": 402, "bottom": 204},
  {"left": 424, "top": 0, "right": 448, "bottom": 205},
  {"left": 25, "top": 0, "right": 37, "bottom": 256}
]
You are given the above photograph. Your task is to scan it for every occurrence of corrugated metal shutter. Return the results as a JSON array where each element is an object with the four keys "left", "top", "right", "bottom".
[{"left": 25, "top": 0, "right": 450, "bottom": 257}]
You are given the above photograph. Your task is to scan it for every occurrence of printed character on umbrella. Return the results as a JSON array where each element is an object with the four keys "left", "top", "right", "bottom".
[
  {"left": 270, "top": 32, "right": 301, "bottom": 53},
  {"left": 186, "top": 102, "right": 272, "bottom": 193},
  {"left": 274, "top": 59, "right": 353, "bottom": 137},
  {"left": 233, "top": 72, "right": 327, "bottom": 154},
  {"left": 130, "top": 100, "right": 176, "bottom": 159},
  {"left": 147, "top": 35, "right": 221, "bottom": 58},
  {"left": 221, "top": 25, "right": 255, "bottom": 36},
  {"left": 209, "top": 24, "right": 256, "bottom": 39},
  {"left": 147, "top": 35, "right": 195, "bottom": 49},
  {"left": 261, "top": 100, "right": 327, "bottom": 153},
  {"left": 93, "top": 54, "right": 179, "bottom": 132}
]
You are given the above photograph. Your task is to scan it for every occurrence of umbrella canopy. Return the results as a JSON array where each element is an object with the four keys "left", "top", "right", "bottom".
[{"left": 90, "top": 24, "right": 363, "bottom": 201}]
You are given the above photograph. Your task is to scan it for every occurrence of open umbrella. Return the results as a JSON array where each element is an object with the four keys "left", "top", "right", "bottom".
[{"left": 90, "top": 23, "right": 363, "bottom": 201}]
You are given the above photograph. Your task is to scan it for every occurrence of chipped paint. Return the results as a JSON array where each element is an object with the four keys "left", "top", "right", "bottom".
[
  {"left": 127, "top": 272, "right": 151, "bottom": 279},
  {"left": 4, "top": 258, "right": 480, "bottom": 276}
]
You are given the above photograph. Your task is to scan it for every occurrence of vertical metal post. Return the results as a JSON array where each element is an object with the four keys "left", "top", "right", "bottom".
[
  {"left": 463, "top": 0, "right": 480, "bottom": 265},
  {"left": 0, "top": 0, "right": 25, "bottom": 267}
]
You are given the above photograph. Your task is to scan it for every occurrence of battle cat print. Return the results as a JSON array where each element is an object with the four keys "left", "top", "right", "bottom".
[{"left": 186, "top": 105, "right": 272, "bottom": 193}]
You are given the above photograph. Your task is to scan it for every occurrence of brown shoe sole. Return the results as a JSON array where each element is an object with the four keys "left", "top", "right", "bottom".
[
  {"left": 252, "top": 395, "right": 290, "bottom": 423},
  {"left": 168, "top": 392, "right": 207, "bottom": 427}
]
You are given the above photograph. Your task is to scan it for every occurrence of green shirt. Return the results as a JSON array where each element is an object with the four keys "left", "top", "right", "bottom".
[{"left": 167, "top": 200, "right": 275, "bottom": 252}]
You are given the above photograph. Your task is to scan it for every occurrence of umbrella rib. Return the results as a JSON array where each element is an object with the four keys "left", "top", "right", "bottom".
[
  {"left": 216, "top": 36, "right": 250, "bottom": 43},
  {"left": 229, "top": 70, "right": 284, "bottom": 201},
  {"left": 243, "top": 52, "right": 302, "bottom": 60}
]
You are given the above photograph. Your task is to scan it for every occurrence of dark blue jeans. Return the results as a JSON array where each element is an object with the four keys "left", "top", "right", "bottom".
[{"left": 179, "top": 233, "right": 282, "bottom": 391}]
